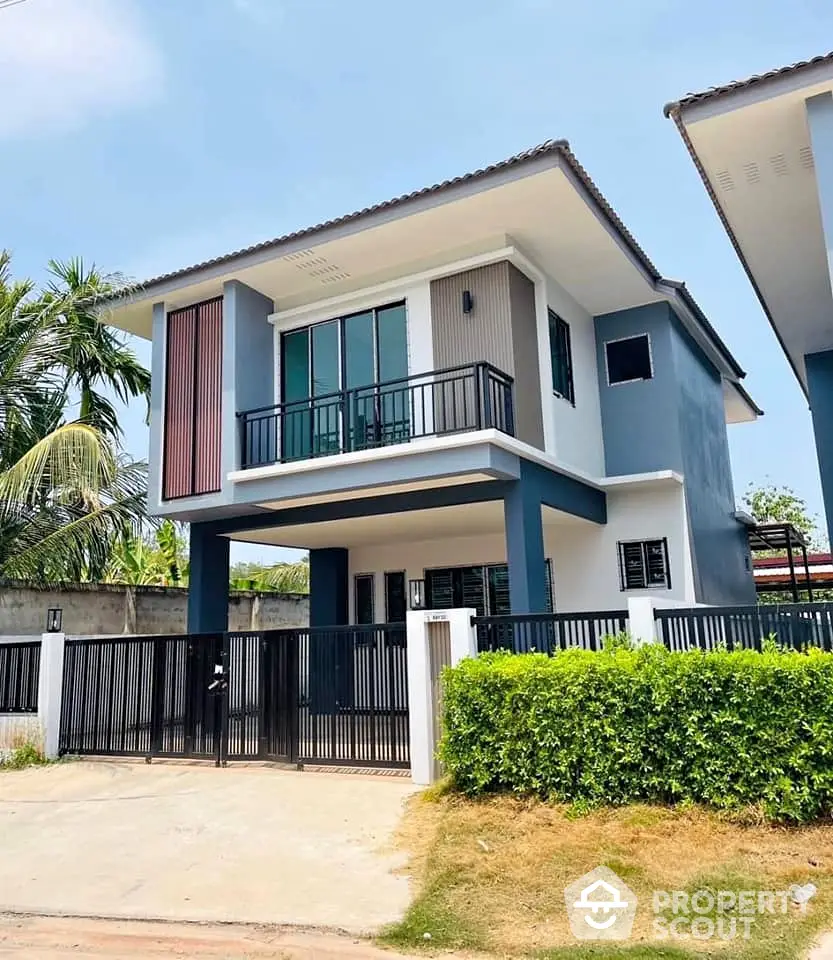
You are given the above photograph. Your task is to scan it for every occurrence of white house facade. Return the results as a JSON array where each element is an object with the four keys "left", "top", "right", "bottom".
[{"left": 103, "top": 140, "right": 760, "bottom": 631}]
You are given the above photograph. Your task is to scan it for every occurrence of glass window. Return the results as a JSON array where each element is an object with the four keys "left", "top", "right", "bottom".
[
  {"left": 344, "top": 311, "right": 375, "bottom": 390},
  {"left": 618, "top": 539, "right": 670, "bottom": 590},
  {"left": 377, "top": 304, "right": 408, "bottom": 382},
  {"left": 548, "top": 309, "right": 574, "bottom": 403},
  {"left": 606, "top": 334, "right": 652, "bottom": 385},
  {"left": 282, "top": 329, "right": 309, "bottom": 402},
  {"left": 311, "top": 321, "right": 340, "bottom": 397},
  {"left": 354, "top": 574, "right": 375, "bottom": 624}
]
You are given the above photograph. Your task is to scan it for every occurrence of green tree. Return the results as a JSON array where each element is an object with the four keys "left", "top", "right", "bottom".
[
  {"left": 0, "top": 252, "right": 147, "bottom": 581},
  {"left": 742, "top": 482, "right": 830, "bottom": 603},
  {"left": 229, "top": 557, "right": 309, "bottom": 594},
  {"left": 47, "top": 257, "right": 151, "bottom": 441}
]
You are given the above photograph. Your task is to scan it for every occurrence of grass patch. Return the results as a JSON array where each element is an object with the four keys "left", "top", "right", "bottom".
[
  {"left": 379, "top": 793, "right": 833, "bottom": 959},
  {"left": 0, "top": 739, "right": 51, "bottom": 770}
]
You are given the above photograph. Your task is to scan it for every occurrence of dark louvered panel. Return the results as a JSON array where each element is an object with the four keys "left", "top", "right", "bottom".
[
  {"left": 461, "top": 567, "right": 485, "bottom": 615},
  {"left": 645, "top": 541, "right": 669, "bottom": 587},
  {"left": 426, "top": 569, "right": 454, "bottom": 609}
]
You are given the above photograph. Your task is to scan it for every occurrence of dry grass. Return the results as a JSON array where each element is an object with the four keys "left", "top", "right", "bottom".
[{"left": 380, "top": 791, "right": 833, "bottom": 959}]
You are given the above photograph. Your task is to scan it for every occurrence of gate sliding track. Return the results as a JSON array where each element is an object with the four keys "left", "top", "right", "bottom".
[{"left": 59, "top": 625, "right": 409, "bottom": 769}]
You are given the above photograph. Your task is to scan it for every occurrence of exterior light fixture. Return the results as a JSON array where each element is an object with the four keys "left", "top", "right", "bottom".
[
  {"left": 462, "top": 290, "right": 474, "bottom": 314},
  {"left": 408, "top": 579, "right": 426, "bottom": 610},
  {"left": 46, "top": 607, "right": 63, "bottom": 633}
]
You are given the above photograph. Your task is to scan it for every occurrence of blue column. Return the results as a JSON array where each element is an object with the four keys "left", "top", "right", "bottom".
[
  {"left": 503, "top": 478, "right": 547, "bottom": 613},
  {"left": 309, "top": 548, "right": 349, "bottom": 626},
  {"left": 308, "top": 548, "right": 350, "bottom": 713},
  {"left": 806, "top": 350, "right": 833, "bottom": 549},
  {"left": 187, "top": 524, "right": 230, "bottom": 633}
]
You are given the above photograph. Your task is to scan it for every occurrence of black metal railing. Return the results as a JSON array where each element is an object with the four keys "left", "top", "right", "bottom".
[
  {"left": 655, "top": 603, "right": 833, "bottom": 652},
  {"left": 238, "top": 361, "right": 515, "bottom": 469},
  {"left": 472, "top": 611, "right": 630, "bottom": 654},
  {"left": 0, "top": 640, "right": 40, "bottom": 714}
]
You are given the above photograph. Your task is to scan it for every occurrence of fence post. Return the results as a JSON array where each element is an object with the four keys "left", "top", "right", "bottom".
[
  {"left": 627, "top": 597, "right": 658, "bottom": 646},
  {"left": 38, "top": 632, "right": 66, "bottom": 759},
  {"left": 406, "top": 609, "right": 477, "bottom": 786}
]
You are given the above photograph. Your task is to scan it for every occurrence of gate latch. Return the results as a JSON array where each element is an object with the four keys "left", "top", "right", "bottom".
[{"left": 207, "top": 663, "right": 228, "bottom": 695}]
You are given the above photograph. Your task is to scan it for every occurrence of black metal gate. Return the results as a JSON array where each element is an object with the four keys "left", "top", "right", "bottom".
[{"left": 59, "top": 625, "right": 408, "bottom": 769}]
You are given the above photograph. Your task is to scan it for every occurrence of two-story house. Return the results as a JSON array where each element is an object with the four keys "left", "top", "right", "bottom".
[
  {"left": 665, "top": 52, "right": 833, "bottom": 552},
  {"left": 104, "top": 140, "right": 760, "bottom": 633}
]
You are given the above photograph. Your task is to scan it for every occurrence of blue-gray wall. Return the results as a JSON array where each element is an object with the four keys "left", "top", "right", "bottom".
[
  {"left": 594, "top": 302, "right": 754, "bottom": 605},
  {"left": 806, "top": 349, "right": 833, "bottom": 550}
]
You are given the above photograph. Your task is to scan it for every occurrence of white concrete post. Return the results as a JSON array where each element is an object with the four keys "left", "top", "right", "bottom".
[
  {"left": 406, "top": 609, "right": 477, "bottom": 786},
  {"left": 627, "top": 597, "right": 658, "bottom": 645},
  {"left": 38, "top": 632, "right": 66, "bottom": 758}
]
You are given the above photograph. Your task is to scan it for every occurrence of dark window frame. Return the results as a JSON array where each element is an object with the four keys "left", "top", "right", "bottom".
[
  {"left": 547, "top": 308, "right": 575, "bottom": 405},
  {"left": 605, "top": 333, "right": 654, "bottom": 386},
  {"left": 384, "top": 570, "right": 407, "bottom": 624},
  {"left": 617, "top": 538, "right": 671, "bottom": 591},
  {"left": 353, "top": 572, "right": 376, "bottom": 625}
]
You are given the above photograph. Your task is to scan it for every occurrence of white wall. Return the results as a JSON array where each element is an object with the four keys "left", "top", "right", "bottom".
[
  {"left": 349, "top": 533, "right": 506, "bottom": 622},
  {"left": 547, "top": 483, "right": 696, "bottom": 612},
  {"left": 540, "top": 272, "right": 605, "bottom": 477},
  {"left": 347, "top": 484, "right": 695, "bottom": 620}
]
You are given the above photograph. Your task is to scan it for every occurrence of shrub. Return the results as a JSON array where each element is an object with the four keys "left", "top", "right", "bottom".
[
  {"left": 438, "top": 646, "right": 833, "bottom": 822},
  {"left": 0, "top": 739, "right": 48, "bottom": 770}
]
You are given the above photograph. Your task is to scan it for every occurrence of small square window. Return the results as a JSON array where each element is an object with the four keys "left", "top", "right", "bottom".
[
  {"left": 606, "top": 334, "right": 653, "bottom": 385},
  {"left": 618, "top": 539, "right": 670, "bottom": 590}
]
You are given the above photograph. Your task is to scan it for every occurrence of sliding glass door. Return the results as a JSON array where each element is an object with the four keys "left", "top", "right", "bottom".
[{"left": 281, "top": 302, "right": 409, "bottom": 459}]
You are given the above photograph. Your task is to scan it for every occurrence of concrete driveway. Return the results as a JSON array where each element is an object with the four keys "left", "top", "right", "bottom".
[{"left": 0, "top": 761, "right": 417, "bottom": 933}]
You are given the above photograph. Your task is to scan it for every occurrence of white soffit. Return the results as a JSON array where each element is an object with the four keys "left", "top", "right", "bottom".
[{"left": 678, "top": 72, "right": 833, "bottom": 387}]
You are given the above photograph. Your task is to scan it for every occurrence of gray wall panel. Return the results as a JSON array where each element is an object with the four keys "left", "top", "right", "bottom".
[{"left": 508, "top": 264, "right": 544, "bottom": 448}]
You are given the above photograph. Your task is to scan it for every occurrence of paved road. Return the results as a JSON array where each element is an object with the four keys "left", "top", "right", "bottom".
[
  {"left": 0, "top": 761, "right": 416, "bottom": 933},
  {"left": 0, "top": 915, "right": 417, "bottom": 959}
]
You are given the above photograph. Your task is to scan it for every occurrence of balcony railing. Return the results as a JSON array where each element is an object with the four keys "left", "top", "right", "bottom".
[{"left": 238, "top": 361, "right": 515, "bottom": 469}]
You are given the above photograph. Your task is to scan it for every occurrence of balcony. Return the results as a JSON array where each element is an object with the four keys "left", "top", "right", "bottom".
[{"left": 238, "top": 362, "right": 515, "bottom": 469}]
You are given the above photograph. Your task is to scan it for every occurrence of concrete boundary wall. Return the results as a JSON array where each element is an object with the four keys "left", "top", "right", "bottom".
[{"left": 0, "top": 581, "right": 309, "bottom": 637}]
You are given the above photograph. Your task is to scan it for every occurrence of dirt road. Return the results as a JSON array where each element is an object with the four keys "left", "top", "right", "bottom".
[{"left": 0, "top": 914, "right": 411, "bottom": 959}]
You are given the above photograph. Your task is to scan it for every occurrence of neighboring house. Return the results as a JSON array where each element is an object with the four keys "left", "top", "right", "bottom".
[
  {"left": 104, "top": 140, "right": 760, "bottom": 632},
  {"left": 665, "top": 52, "right": 833, "bottom": 550}
]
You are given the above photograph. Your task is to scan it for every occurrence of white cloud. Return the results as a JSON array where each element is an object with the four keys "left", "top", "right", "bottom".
[{"left": 0, "top": 0, "right": 162, "bottom": 139}]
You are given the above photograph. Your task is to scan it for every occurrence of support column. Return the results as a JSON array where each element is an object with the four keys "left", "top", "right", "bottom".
[
  {"left": 39, "top": 631, "right": 66, "bottom": 759},
  {"left": 309, "top": 548, "right": 349, "bottom": 626},
  {"left": 503, "top": 479, "right": 547, "bottom": 613},
  {"left": 187, "top": 524, "right": 230, "bottom": 633},
  {"left": 805, "top": 350, "right": 833, "bottom": 551},
  {"left": 309, "top": 548, "right": 349, "bottom": 714}
]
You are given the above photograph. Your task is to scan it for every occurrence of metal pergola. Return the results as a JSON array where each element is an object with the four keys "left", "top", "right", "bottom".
[{"left": 748, "top": 522, "right": 813, "bottom": 602}]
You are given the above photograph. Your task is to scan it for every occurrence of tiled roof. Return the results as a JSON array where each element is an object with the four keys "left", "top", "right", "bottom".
[
  {"left": 112, "top": 138, "right": 750, "bottom": 384},
  {"left": 115, "top": 139, "right": 662, "bottom": 294},
  {"left": 664, "top": 50, "right": 833, "bottom": 115}
]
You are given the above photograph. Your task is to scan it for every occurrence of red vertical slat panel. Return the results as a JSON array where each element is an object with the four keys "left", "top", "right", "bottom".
[
  {"left": 162, "top": 306, "right": 197, "bottom": 500},
  {"left": 193, "top": 297, "right": 223, "bottom": 495}
]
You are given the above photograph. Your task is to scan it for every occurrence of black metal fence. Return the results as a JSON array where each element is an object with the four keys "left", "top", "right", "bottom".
[
  {"left": 59, "top": 625, "right": 409, "bottom": 768},
  {"left": 238, "top": 362, "right": 515, "bottom": 468},
  {"left": 473, "top": 611, "right": 629, "bottom": 654},
  {"left": 0, "top": 640, "right": 40, "bottom": 713},
  {"left": 655, "top": 603, "right": 833, "bottom": 652}
]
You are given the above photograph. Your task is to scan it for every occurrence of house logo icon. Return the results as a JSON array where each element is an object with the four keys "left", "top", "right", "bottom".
[{"left": 563, "top": 866, "right": 637, "bottom": 940}]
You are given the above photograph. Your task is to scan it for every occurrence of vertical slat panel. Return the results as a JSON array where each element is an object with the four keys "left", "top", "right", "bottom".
[
  {"left": 194, "top": 297, "right": 223, "bottom": 495},
  {"left": 162, "top": 306, "right": 197, "bottom": 499}
]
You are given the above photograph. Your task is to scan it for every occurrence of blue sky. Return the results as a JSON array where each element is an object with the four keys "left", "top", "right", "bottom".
[{"left": 1, "top": 0, "right": 831, "bottom": 559}]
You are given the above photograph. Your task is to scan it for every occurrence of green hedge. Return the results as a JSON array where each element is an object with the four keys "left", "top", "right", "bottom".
[{"left": 438, "top": 646, "right": 833, "bottom": 822}]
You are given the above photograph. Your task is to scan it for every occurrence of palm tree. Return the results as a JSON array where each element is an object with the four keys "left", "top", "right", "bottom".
[
  {"left": 47, "top": 257, "right": 151, "bottom": 441},
  {"left": 0, "top": 253, "right": 147, "bottom": 581}
]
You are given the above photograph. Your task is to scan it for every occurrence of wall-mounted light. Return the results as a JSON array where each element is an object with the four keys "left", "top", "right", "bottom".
[
  {"left": 408, "top": 579, "right": 426, "bottom": 610},
  {"left": 462, "top": 290, "right": 474, "bottom": 314},
  {"left": 46, "top": 608, "right": 63, "bottom": 633}
]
